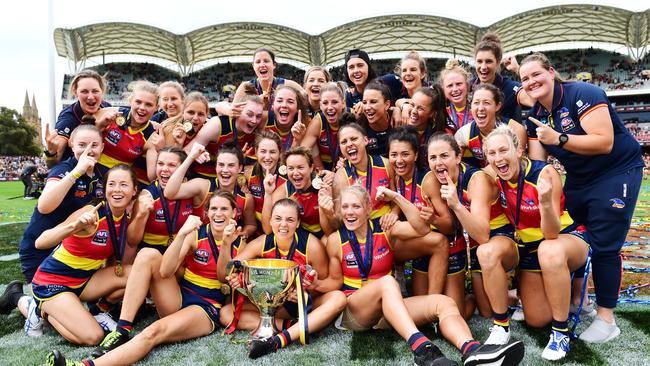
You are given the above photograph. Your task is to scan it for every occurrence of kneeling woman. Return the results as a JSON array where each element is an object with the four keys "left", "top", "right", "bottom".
[
  {"left": 47, "top": 192, "right": 242, "bottom": 365},
  {"left": 220, "top": 199, "right": 347, "bottom": 359},
  {"left": 483, "top": 126, "right": 589, "bottom": 361},
  {"left": 26, "top": 165, "right": 136, "bottom": 345},
  {"left": 318, "top": 185, "right": 524, "bottom": 366}
]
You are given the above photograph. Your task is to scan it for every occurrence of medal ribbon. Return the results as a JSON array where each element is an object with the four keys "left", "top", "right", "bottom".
[
  {"left": 275, "top": 233, "right": 298, "bottom": 261},
  {"left": 349, "top": 155, "right": 373, "bottom": 193},
  {"left": 157, "top": 181, "right": 181, "bottom": 241},
  {"left": 105, "top": 203, "right": 128, "bottom": 265},
  {"left": 449, "top": 103, "right": 470, "bottom": 129},
  {"left": 346, "top": 222, "right": 374, "bottom": 281},
  {"left": 398, "top": 167, "right": 417, "bottom": 203}
]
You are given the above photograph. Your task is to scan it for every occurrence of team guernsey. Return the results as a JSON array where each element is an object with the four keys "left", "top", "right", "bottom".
[
  {"left": 284, "top": 180, "right": 323, "bottom": 238},
  {"left": 315, "top": 111, "right": 340, "bottom": 170},
  {"left": 396, "top": 168, "right": 430, "bottom": 212},
  {"left": 32, "top": 206, "right": 125, "bottom": 297},
  {"left": 98, "top": 107, "right": 155, "bottom": 185},
  {"left": 19, "top": 157, "right": 104, "bottom": 282},
  {"left": 446, "top": 104, "right": 474, "bottom": 131},
  {"left": 456, "top": 120, "right": 516, "bottom": 168},
  {"left": 496, "top": 159, "right": 577, "bottom": 245},
  {"left": 251, "top": 77, "right": 285, "bottom": 112},
  {"left": 264, "top": 112, "right": 294, "bottom": 151},
  {"left": 247, "top": 168, "right": 287, "bottom": 235},
  {"left": 526, "top": 81, "right": 643, "bottom": 187},
  {"left": 261, "top": 229, "right": 310, "bottom": 266},
  {"left": 471, "top": 74, "right": 522, "bottom": 122},
  {"left": 343, "top": 155, "right": 391, "bottom": 219},
  {"left": 140, "top": 181, "right": 195, "bottom": 251},
  {"left": 366, "top": 125, "right": 390, "bottom": 157},
  {"left": 55, "top": 100, "right": 112, "bottom": 160},
  {"left": 339, "top": 218, "right": 393, "bottom": 295}
]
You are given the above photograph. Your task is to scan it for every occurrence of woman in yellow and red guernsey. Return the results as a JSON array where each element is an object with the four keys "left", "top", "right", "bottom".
[
  {"left": 23, "top": 165, "right": 136, "bottom": 346},
  {"left": 189, "top": 94, "right": 264, "bottom": 176},
  {"left": 440, "top": 60, "right": 474, "bottom": 132},
  {"left": 483, "top": 126, "right": 589, "bottom": 361},
  {"left": 317, "top": 184, "right": 524, "bottom": 366},
  {"left": 220, "top": 199, "right": 347, "bottom": 359},
  {"left": 300, "top": 83, "right": 350, "bottom": 172},
  {"left": 164, "top": 141, "right": 257, "bottom": 240},
  {"left": 47, "top": 192, "right": 242, "bottom": 365},
  {"left": 126, "top": 147, "right": 205, "bottom": 258},
  {"left": 245, "top": 130, "right": 287, "bottom": 235},
  {"left": 97, "top": 81, "right": 159, "bottom": 188},
  {"left": 454, "top": 84, "right": 527, "bottom": 172},
  {"left": 387, "top": 127, "right": 450, "bottom": 296},
  {"left": 262, "top": 147, "right": 334, "bottom": 241},
  {"left": 334, "top": 122, "right": 397, "bottom": 228},
  {"left": 428, "top": 133, "right": 514, "bottom": 320}
]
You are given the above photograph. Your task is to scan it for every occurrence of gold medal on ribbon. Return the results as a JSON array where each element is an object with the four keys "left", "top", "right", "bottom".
[
  {"left": 220, "top": 284, "right": 231, "bottom": 295},
  {"left": 115, "top": 262, "right": 124, "bottom": 277},
  {"left": 168, "top": 236, "right": 174, "bottom": 245},
  {"left": 311, "top": 176, "right": 322, "bottom": 190},
  {"left": 183, "top": 121, "right": 193, "bottom": 133},
  {"left": 115, "top": 116, "right": 126, "bottom": 127},
  {"left": 278, "top": 165, "right": 287, "bottom": 176}
]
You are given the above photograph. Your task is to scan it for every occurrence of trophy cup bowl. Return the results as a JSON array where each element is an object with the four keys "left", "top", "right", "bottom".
[{"left": 240, "top": 258, "right": 297, "bottom": 340}]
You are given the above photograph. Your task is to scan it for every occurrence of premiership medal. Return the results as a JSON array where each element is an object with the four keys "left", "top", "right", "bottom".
[
  {"left": 311, "top": 176, "right": 322, "bottom": 190},
  {"left": 220, "top": 284, "right": 231, "bottom": 295},
  {"left": 115, "top": 262, "right": 124, "bottom": 277},
  {"left": 115, "top": 116, "right": 126, "bottom": 126},
  {"left": 183, "top": 121, "right": 193, "bottom": 133},
  {"left": 278, "top": 165, "right": 287, "bottom": 175}
]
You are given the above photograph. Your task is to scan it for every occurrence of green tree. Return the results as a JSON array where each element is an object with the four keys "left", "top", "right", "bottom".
[{"left": 0, "top": 107, "right": 40, "bottom": 156}]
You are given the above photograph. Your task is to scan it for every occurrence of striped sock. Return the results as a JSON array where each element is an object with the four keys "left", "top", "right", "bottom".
[
  {"left": 87, "top": 298, "right": 111, "bottom": 316},
  {"left": 407, "top": 332, "right": 431, "bottom": 353},
  {"left": 552, "top": 319, "right": 569, "bottom": 335},
  {"left": 493, "top": 311, "right": 510, "bottom": 332},
  {"left": 281, "top": 319, "right": 295, "bottom": 330},
  {"left": 116, "top": 319, "right": 133, "bottom": 336},
  {"left": 81, "top": 360, "right": 95, "bottom": 366},
  {"left": 272, "top": 329, "right": 292, "bottom": 349},
  {"left": 461, "top": 340, "right": 481, "bottom": 355}
]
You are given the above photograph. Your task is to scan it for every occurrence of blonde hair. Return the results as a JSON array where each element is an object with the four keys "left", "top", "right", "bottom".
[
  {"left": 127, "top": 80, "right": 159, "bottom": 105},
  {"left": 482, "top": 124, "right": 520, "bottom": 159},
  {"left": 399, "top": 51, "right": 428, "bottom": 79},
  {"left": 438, "top": 59, "right": 471, "bottom": 86},
  {"left": 159, "top": 81, "right": 185, "bottom": 99},
  {"left": 303, "top": 66, "right": 332, "bottom": 84},
  {"left": 337, "top": 184, "right": 372, "bottom": 216}
]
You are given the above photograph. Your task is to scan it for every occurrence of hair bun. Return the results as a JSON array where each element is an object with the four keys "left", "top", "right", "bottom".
[
  {"left": 480, "top": 32, "right": 501, "bottom": 45},
  {"left": 445, "top": 59, "right": 460, "bottom": 69}
]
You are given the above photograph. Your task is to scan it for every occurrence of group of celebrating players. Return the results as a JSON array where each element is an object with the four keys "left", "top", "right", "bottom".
[{"left": 0, "top": 32, "right": 643, "bottom": 366}]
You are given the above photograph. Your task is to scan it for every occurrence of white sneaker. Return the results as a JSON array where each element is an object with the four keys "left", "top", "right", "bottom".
[
  {"left": 579, "top": 315, "right": 620, "bottom": 343},
  {"left": 94, "top": 312, "right": 117, "bottom": 332},
  {"left": 484, "top": 325, "right": 510, "bottom": 345},
  {"left": 542, "top": 330, "right": 570, "bottom": 361},
  {"left": 24, "top": 297, "right": 43, "bottom": 337},
  {"left": 511, "top": 303, "right": 525, "bottom": 321},
  {"left": 570, "top": 301, "right": 597, "bottom": 318}
]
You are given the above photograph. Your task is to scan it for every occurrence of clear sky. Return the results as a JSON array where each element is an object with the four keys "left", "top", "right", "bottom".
[{"left": 0, "top": 0, "right": 646, "bottom": 127}]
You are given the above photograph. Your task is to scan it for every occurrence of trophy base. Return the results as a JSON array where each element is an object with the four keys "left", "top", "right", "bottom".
[{"left": 250, "top": 315, "right": 278, "bottom": 340}]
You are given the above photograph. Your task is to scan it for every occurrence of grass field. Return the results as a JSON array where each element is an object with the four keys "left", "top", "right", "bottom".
[{"left": 0, "top": 180, "right": 648, "bottom": 365}]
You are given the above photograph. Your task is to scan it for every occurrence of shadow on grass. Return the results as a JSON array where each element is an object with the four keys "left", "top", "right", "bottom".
[
  {"left": 0, "top": 260, "right": 23, "bottom": 284},
  {"left": 522, "top": 324, "right": 606, "bottom": 365},
  {"left": 617, "top": 309, "right": 650, "bottom": 337}
]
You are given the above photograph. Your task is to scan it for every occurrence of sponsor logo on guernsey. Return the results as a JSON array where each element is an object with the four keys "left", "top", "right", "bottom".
[
  {"left": 609, "top": 198, "right": 625, "bottom": 209},
  {"left": 559, "top": 107, "right": 570, "bottom": 118},
  {"left": 92, "top": 230, "right": 109, "bottom": 246},
  {"left": 576, "top": 99, "right": 591, "bottom": 115},
  {"left": 194, "top": 248, "right": 210, "bottom": 264},
  {"left": 471, "top": 147, "right": 484, "bottom": 159},
  {"left": 513, "top": 85, "right": 520, "bottom": 93},
  {"left": 561, "top": 117, "right": 575, "bottom": 132}
]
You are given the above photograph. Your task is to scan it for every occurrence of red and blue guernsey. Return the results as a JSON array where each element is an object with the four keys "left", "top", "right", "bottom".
[
  {"left": 396, "top": 168, "right": 430, "bottom": 212},
  {"left": 339, "top": 218, "right": 393, "bottom": 295},
  {"left": 55, "top": 100, "right": 112, "bottom": 161},
  {"left": 264, "top": 112, "right": 293, "bottom": 152},
  {"left": 342, "top": 155, "right": 391, "bottom": 219},
  {"left": 283, "top": 180, "right": 323, "bottom": 238},
  {"left": 32, "top": 205, "right": 125, "bottom": 289},
  {"left": 141, "top": 181, "right": 195, "bottom": 251},
  {"left": 446, "top": 103, "right": 474, "bottom": 131},
  {"left": 315, "top": 111, "right": 340, "bottom": 171},
  {"left": 98, "top": 107, "right": 155, "bottom": 185},
  {"left": 459, "top": 119, "right": 517, "bottom": 168},
  {"left": 261, "top": 228, "right": 311, "bottom": 266},
  {"left": 251, "top": 77, "right": 285, "bottom": 112},
  {"left": 496, "top": 158, "right": 575, "bottom": 244},
  {"left": 247, "top": 167, "right": 287, "bottom": 235},
  {"left": 526, "top": 81, "right": 643, "bottom": 188},
  {"left": 180, "top": 224, "right": 242, "bottom": 310},
  {"left": 471, "top": 74, "right": 522, "bottom": 122}
]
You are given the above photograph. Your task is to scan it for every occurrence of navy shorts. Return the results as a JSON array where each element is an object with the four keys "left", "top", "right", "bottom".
[
  {"left": 517, "top": 224, "right": 589, "bottom": 272},
  {"left": 447, "top": 251, "right": 467, "bottom": 275},
  {"left": 180, "top": 287, "right": 221, "bottom": 332},
  {"left": 32, "top": 280, "right": 89, "bottom": 311},
  {"left": 469, "top": 225, "right": 516, "bottom": 273}
]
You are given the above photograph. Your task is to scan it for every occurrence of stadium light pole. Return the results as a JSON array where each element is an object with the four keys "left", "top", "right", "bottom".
[{"left": 47, "top": 0, "right": 56, "bottom": 140}]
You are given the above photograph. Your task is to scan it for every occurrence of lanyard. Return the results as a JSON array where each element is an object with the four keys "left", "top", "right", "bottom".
[
  {"left": 207, "top": 225, "right": 238, "bottom": 259},
  {"left": 105, "top": 204, "right": 127, "bottom": 265},
  {"left": 349, "top": 155, "right": 373, "bottom": 193},
  {"left": 449, "top": 103, "right": 470, "bottom": 129},
  {"left": 398, "top": 167, "right": 417, "bottom": 203},
  {"left": 274, "top": 233, "right": 298, "bottom": 261},
  {"left": 347, "top": 223, "right": 374, "bottom": 281},
  {"left": 513, "top": 161, "right": 527, "bottom": 227},
  {"left": 321, "top": 112, "right": 340, "bottom": 163},
  {"left": 157, "top": 181, "right": 181, "bottom": 242}
]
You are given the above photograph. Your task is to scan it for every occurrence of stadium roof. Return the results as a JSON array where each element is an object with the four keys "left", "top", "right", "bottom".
[{"left": 54, "top": 4, "right": 650, "bottom": 73}]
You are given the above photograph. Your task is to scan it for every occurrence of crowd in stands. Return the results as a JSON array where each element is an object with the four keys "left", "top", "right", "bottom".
[
  {"left": 625, "top": 123, "right": 650, "bottom": 145},
  {"left": 0, "top": 156, "right": 46, "bottom": 181}
]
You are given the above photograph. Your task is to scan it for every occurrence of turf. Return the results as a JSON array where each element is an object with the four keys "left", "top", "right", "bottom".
[{"left": 0, "top": 181, "right": 37, "bottom": 223}]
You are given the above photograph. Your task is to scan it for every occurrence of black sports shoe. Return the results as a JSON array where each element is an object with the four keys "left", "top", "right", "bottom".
[
  {"left": 414, "top": 344, "right": 459, "bottom": 366},
  {"left": 248, "top": 337, "right": 279, "bottom": 359},
  {"left": 45, "top": 350, "right": 84, "bottom": 366},
  {"left": 91, "top": 330, "right": 129, "bottom": 358},
  {"left": 0, "top": 280, "right": 24, "bottom": 314},
  {"left": 462, "top": 341, "right": 525, "bottom": 366}
]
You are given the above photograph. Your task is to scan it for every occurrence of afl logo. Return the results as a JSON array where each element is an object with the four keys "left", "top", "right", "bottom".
[
  {"left": 155, "top": 208, "right": 165, "bottom": 221},
  {"left": 107, "top": 129, "right": 122, "bottom": 145},
  {"left": 194, "top": 248, "right": 210, "bottom": 264},
  {"left": 344, "top": 253, "right": 358, "bottom": 268},
  {"left": 92, "top": 230, "right": 109, "bottom": 246}
]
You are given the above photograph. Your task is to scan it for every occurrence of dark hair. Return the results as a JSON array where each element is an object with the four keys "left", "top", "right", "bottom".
[
  {"left": 471, "top": 83, "right": 504, "bottom": 106},
  {"left": 388, "top": 126, "right": 419, "bottom": 155},
  {"left": 254, "top": 48, "right": 277, "bottom": 65},
  {"left": 365, "top": 80, "right": 392, "bottom": 102},
  {"left": 283, "top": 146, "right": 314, "bottom": 167},
  {"left": 216, "top": 139, "right": 244, "bottom": 166},
  {"left": 103, "top": 164, "right": 138, "bottom": 195},
  {"left": 158, "top": 146, "right": 187, "bottom": 163},
  {"left": 474, "top": 32, "right": 503, "bottom": 62},
  {"left": 519, "top": 52, "right": 564, "bottom": 82},
  {"left": 69, "top": 69, "right": 107, "bottom": 96},
  {"left": 274, "top": 84, "right": 310, "bottom": 125},
  {"left": 344, "top": 49, "right": 377, "bottom": 87},
  {"left": 338, "top": 122, "right": 368, "bottom": 142},
  {"left": 413, "top": 85, "right": 448, "bottom": 132},
  {"left": 272, "top": 198, "right": 301, "bottom": 221},
  {"left": 427, "top": 132, "right": 461, "bottom": 157},
  {"left": 209, "top": 190, "right": 237, "bottom": 210}
]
